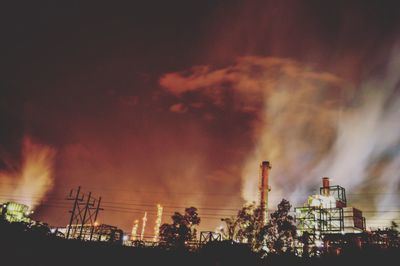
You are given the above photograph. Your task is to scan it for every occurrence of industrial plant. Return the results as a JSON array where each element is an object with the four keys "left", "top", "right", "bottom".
[
  {"left": 1, "top": 201, "right": 32, "bottom": 223},
  {"left": 294, "top": 177, "right": 366, "bottom": 255},
  {"left": 254, "top": 161, "right": 371, "bottom": 255},
  {"left": 0, "top": 160, "right": 398, "bottom": 256},
  {"left": 60, "top": 223, "right": 124, "bottom": 244}
]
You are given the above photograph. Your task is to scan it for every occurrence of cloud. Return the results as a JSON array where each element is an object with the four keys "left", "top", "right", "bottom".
[
  {"left": 160, "top": 56, "right": 342, "bottom": 113},
  {"left": 159, "top": 55, "right": 345, "bottom": 198},
  {"left": 169, "top": 103, "right": 188, "bottom": 113}
]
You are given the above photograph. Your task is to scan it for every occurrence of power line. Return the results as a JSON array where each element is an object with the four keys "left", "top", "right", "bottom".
[
  {"left": 0, "top": 185, "right": 398, "bottom": 197},
  {"left": 1, "top": 194, "right": 399, "bottom": 214},
  {"left": 28, "top": 203, "right": 400, "bottom": 221}
]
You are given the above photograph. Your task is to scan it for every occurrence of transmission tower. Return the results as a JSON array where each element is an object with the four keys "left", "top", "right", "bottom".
[{"left": 66, "top": 186, "right": 103, "bottom": 240}]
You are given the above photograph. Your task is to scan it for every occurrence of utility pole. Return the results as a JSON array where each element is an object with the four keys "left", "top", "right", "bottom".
[
  {"left": 66, "top": 187, "right": 103, "bottom": 240},
  {"left": 79, "top": 192, "right": 92, "bottom": 239},
  {"left": 66, "top": 186, "right": 82, "bottom": 239},
  {"left": 89, "top": 197, "right": 102, "bottom": 241}
]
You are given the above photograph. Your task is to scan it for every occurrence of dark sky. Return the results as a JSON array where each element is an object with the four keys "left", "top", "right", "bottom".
[{"left": 1, "top": 0, "right": 400, "bottom": 235}]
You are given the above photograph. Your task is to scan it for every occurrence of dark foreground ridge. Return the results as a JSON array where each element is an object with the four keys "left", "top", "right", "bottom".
[{"left": 1, "top": 220, "right": 399, "bottom": 266}]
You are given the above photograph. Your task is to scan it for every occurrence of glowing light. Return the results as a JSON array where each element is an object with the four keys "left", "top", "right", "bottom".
[
  {"left": 314, "top": 240, "right": 323, "bottom": 247},
  {"left": 131, "top": 220, "right": 139, "bottom": 241},
  {"left": 153, "top": 204, "right": 163, "bottom": 242},
  {"left": 307, "top": 195, "right": 336, "bottom": 208},
  {"left": 1, "top": 202, "right": 31, "bottom": 223},
  {"left": 214, "top": 225, "right": 223, "bottom": 234},
  {"left": 140, "top": 212, "right": 147, "bottom": 241}
]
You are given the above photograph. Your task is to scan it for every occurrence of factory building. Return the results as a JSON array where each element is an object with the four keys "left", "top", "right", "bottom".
[
  {"left": 0, "top": 202, "right": 32, "bottom": 223},
  {"left": 294, "top": 177, "right": 366, "bottom": 256}
]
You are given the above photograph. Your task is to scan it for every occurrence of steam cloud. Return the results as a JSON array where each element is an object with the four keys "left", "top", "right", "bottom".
[
  {"left": 160, "top": 48, "right": 400, "bottom": 226},
  {"left": 0, "top": 137, "right": 56, "bottom": 210}
]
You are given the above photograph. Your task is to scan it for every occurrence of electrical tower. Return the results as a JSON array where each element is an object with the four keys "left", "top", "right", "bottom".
[{"left": 66, "top": 186, "right": 103, "bottom": 240}]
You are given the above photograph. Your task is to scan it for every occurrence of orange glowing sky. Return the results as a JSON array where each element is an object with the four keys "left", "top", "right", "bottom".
[{"left": 1, "top": 1, "right": 400, "bottom": 236}]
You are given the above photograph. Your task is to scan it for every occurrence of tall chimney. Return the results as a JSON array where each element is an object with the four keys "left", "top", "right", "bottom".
[
  {"left": 260, "top": 161, "right": 271, "bottom": 226},
  {"left": 322, "top": 177, "right": 330, "bottom": 196}
]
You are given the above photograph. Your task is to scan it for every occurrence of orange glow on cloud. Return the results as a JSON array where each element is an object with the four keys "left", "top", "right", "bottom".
[{"left": 0, "top": 137, "right": 56, "bottom": 210}]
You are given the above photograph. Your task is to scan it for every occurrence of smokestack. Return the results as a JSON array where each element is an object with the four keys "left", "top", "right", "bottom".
[
  {"left": 260, "top": 161, "right": 271, "bottom": 226},
  {"left": 322, "top": 177, "right": 330, "bottom": 196}
]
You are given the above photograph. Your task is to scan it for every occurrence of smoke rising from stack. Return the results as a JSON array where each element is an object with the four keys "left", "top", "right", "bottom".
[
  {"left": 160, "top": 44, "right": 400, "bottom": 225},
  {"left": 0, "top": 137, "right": 56, "bottom": 210}
]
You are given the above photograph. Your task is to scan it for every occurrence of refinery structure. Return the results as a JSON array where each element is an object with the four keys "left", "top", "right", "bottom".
[
  {"left": 294, "top": 177, "right": 366, "bottom": 255},
  {"left": 0, "top": 160, "right": 397, "bottom": 255},
  {"left": 256, "top": 161, "right": 368, "bottom": 255},
  {"left": 61, "top": 223, "right": 124, "bottom": 244},
  {"left": 1, "top": 201, "right": 32, "bottom": 223}
]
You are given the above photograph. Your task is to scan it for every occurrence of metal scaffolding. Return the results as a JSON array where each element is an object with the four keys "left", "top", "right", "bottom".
[
  {"left": 294, "top": 178, "right": 366, "bottom": 256},
  {"left": 200, "top": 231, "right": 222, "bottom": 246}
]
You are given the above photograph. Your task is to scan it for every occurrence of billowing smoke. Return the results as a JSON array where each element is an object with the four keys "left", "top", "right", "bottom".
[
  {"left": 160, "top": 46, "right": 400, "bottom": 226},
  {"left": 0, "top": 137, "right": 56, "bottom": 210},
  {"left": 308, "top": 48, "right": 400, "bottom": 225},
  {"left": 160, "top": 56, "right": 344, "bottom": 205}
]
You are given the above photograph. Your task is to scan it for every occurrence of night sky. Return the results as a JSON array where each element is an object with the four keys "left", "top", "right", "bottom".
[{"left": 1, "top": 1, "right": 400, "bottom": 236}]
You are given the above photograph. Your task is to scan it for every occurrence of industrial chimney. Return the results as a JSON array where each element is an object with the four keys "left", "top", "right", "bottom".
[
  {"left": 322, "top": 177, "right": 330, "bottom": 196},
  {"left": 260, "top": 161, "right": 271, "bottom": 226}
]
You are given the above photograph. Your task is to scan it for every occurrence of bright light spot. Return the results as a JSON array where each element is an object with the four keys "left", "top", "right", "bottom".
[{"left": 315, "top": 240, "right": 323, "bottom": 247}]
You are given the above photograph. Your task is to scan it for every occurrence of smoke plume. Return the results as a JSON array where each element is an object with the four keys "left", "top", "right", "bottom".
[
  {"left": 160, "top": 47, "right": 400, "bottom": 226},
  {"left": 0, "top": 137, "right": 56, "bottom": 210}
]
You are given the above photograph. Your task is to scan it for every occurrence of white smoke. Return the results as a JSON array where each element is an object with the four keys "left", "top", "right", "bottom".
[
  {"left": 243, "top": 45, "right": 400, "bottom": 227},
  {"left": 160, "top": 45, "right": 400, "bottom": 227}
]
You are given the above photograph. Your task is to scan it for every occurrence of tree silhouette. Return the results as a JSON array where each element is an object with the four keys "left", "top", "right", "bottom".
[
  {"left": 159, "top": 207, "right": 200, "bottom": 249},
  {"left": 262, "top": 199, "right": 296, "bottom": 254},
  {"left": 387, "top": 221, "right": 399, "bottom": 248},
  {"left": 220, "top": 202, "right": 263, "bottom": 249},
  {"left": 221, "top": 199, "right": 296, "bottom": 254}
]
